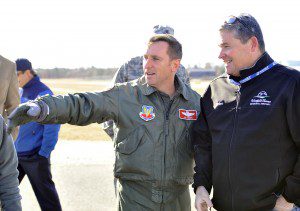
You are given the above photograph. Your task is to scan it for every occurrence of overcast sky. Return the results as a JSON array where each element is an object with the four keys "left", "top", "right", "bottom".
[{"left": 1, "top": 0, "right": 299, "bottom": 68}]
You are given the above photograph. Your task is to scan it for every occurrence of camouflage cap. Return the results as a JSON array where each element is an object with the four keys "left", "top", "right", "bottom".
[{"left": 153, "top": 25, "right": 174, "bottom": 35}]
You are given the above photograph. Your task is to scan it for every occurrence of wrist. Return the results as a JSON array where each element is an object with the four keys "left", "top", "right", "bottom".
[
  {"left": 36, "top": 100, "right": 49, "bottom": 122},
  {"left": 196, "top": 186, "right": 206, "bottom": 194}
]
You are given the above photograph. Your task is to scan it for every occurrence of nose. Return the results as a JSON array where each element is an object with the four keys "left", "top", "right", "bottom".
[
  {"left": 218, "top": 49, "right": 225, "bottom": 60},
  {"left": 143, "top": 58, "right": 152, "bottom": 70}
]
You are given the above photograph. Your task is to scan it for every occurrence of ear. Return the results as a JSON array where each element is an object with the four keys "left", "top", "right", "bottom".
[
  {"left": 24, "top": 69, "right": 31, "bottom": 76},
  {"left": 171, "top": 59, "right": 180, "bottom": 73},
  {"left": 24, "top": 69, "right": 33, "bottom": 78},
  {"left": 249, "top": 36, "right": 259, "bottom": 52}
]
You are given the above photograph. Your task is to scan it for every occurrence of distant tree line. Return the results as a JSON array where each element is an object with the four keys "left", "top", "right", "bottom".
[
  {"left": 36, "top": 63, "right": 225, "bottom": 79},
  {"left": 36, "top": 66, "right": 118, "bottom": 79},
  {"left": 188, "top": 63, "right": 226, "bottom": 79}
]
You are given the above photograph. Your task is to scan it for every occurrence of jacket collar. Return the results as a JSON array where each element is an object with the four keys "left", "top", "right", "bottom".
[
  {"left": 138, "top": 75, "right": 189, "bottom": 100},
  {"left": 23, "top": 76, "right": 40, "bottom": 89},
  {"left": 229, "top": 52, "right": 274, "bottom": 82}
]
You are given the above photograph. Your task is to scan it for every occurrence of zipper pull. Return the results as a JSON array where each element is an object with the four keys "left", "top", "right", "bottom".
[
  {"left": 165, "top": 120, "right": 169, "bottom": 136},
  {"left": 235, "top": 87, "right": 241, "bottom": 111}
]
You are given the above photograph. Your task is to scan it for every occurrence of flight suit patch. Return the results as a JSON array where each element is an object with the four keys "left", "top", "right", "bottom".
[
  {"left": 179, "top": 109, "right": 197, "bottom": 120},
  {"left": 139, "top": 105, "right": 155, "bottom": 121}
]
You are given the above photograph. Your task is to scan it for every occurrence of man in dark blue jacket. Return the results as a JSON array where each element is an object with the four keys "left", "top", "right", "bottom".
[
  {"left": 192, "top": 14, "right": 300, "bottom": 211},
  {"left": 15, "top": 58, "right": 61, "bottom": 211}
]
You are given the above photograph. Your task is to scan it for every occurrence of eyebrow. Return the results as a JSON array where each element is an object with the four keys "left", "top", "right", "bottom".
[
  {"left": 144, "top": 54, "right": 163, "bottom": 60},
  {"left": 219, "top": 42, "right": 228, "bottom": 47}
]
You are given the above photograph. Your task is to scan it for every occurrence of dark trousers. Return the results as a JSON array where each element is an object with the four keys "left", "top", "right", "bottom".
[{"left": 18, "top": 153, "right": 62, "bottom": 211}]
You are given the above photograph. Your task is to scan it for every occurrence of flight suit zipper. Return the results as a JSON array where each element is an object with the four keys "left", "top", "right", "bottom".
[
  {"left": 157, "top": 93, "right": 174, "bottom": 205},
  {"left": 162, "top": 99, "right": 173, "bottom": 204}
]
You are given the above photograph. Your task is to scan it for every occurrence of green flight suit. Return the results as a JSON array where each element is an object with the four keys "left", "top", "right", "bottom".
[{"left": 38, "top": 76, "right": 201, "bottom": 211}]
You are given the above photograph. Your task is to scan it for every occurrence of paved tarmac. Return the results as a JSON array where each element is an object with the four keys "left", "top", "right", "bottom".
[{"left": 20, "top": 140, "right": 198, "bottom": 211}]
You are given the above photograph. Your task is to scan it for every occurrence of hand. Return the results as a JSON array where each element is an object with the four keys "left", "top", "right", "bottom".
[
  {"left": 195, "top": 186, "right": 213, "bottom": 211},
  {"left": 274, "top": 195, "right": 294, "bottom": 211},
  {"left": 7, "top": 102, "right": 41, "bottom": 134}
]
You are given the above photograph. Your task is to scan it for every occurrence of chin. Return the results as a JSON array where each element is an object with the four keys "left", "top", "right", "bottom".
[
  {"left": 225, "top": 68, "right": 232, "bottom": 75},
  {"left": 225, "top": 68, "right": 236, "bottom": 76},
  {"left": 226, "top": 70, "right": 232, "bottom": 75},
  {"left": 145, "top": 77, "right": 155, "bottom": 84},
  {"left": 145, "top": 79, "right": 153, "bottom": 86}
]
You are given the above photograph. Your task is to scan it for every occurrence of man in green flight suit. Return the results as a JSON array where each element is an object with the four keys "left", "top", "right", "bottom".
[{"left": 7, "top": 34, "right": 200, "bottom": 211}]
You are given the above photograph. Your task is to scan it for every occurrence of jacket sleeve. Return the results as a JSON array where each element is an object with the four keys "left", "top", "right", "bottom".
[
  {"left": 39, "top": 124, "right": 60, "bottom": 158},
  {"left": 4, "top": 63, "right": 20, "bottom": 115},
  {"left": 39, "top": 87, "right": 119, "bottom": 126},
  {"left": 5, "top": 63, "right": 20, "bottom": 140},
  {"left": 0, "top": 116, "right": 22, "bottom": 211},
  {"left": 192, "top": 88, "right": 213, "bottom": 193},
  {"left": 283, "top": 76, "right": 300, "bottom": 206}
]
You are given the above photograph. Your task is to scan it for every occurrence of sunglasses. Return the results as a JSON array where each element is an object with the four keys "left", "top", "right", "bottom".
[{"left": 225, "top": 15, "right": 253, "bottom": 33}]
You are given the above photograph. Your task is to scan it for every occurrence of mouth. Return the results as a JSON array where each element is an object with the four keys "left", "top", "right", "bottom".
[
  {"left": 145, "top": 72, "right": 155, "bottom": 76},
  {"left": 224, "top": 59, "right": 232, "bottom": 65}
]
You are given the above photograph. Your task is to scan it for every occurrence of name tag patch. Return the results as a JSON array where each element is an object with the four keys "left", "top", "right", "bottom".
[{"left": 179, "top": 109, "right": 197, "bottom": 120}]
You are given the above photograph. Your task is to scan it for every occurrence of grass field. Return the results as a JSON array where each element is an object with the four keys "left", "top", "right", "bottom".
[{"left": 43, "top": 78, "right": 209, "bottom": 141}]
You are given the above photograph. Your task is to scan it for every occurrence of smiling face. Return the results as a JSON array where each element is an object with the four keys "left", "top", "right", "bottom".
[
  {"left": 218, "top": 30, "right": 254, "bottom": 76},
  {"left": 143, "top": 41, "right": 178, "bottom": 91}
]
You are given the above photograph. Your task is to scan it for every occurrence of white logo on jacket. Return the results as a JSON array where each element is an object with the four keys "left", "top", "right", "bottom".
[
  {"left": 250, "top": 91, "right": 271, "bottom": 106},
  {"left": 217, "top": 100, "right": 224, "bottom": 106}
]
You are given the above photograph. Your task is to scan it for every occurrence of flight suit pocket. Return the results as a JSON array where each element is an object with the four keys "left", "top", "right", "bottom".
[
  {"left": 115, "top": 125, "right": 154, "bottom": 178},
  {"left": 116, "top": 126, "right": 145, "bottom": 155},
  {"left": 177, "top": 128, "right": 192, "bottom": 156},
  {"left": 173, "top": 128, "right": 194, "bottom": 185}
]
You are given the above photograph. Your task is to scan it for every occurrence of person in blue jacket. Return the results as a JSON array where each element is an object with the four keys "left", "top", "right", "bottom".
[{"left": 15, "top": 58, "right": 62, "bottom": 211}]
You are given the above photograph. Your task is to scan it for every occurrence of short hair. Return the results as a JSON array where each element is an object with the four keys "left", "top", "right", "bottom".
[
  {"left": 15, "top": 58, "right": 37, "bottom": 76},
  {"left": 220, "top": 13, "right": 265, "bottom": 53},
  {"left": 148, "top": 34, "right": 182, "bottom": 60}
]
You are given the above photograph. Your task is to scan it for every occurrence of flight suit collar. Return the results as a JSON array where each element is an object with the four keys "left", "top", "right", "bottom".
[{"left": 138, "top": 75, "right": 189, "bottom": 100}]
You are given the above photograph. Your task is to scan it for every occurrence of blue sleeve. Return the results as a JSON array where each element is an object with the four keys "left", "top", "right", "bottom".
[
  {"left": 38, "top": 123, "right": 60, "bottom": 158},
  {"left": 38, "top": 89, "right": 53, "bottom": 98}
]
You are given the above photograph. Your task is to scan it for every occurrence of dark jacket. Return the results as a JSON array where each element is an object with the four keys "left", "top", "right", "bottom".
[
  {"left": 192, "top": 53, "right": 300, "bottom": 211},
  {"left": 15, "top": 76, "right": 60, "bottom": 158}
]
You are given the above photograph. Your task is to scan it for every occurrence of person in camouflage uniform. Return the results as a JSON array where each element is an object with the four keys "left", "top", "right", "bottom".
[
  {"left": 103, "top": 25, "right": 191, "bottom": 138},
  {"left": 8, "top": 34, "right": 200, "bottom": 211}
]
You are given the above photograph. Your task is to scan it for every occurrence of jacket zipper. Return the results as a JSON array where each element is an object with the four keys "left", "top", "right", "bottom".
[
  {"left": 162, "top": 99, "right": 173, "bottom": 203},
  {"left": 229, "top": 86, "right": 241, "bottom": 211},
  {"left": 158, "top": 93, "right": 174, "bottom": 203}
]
